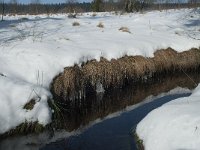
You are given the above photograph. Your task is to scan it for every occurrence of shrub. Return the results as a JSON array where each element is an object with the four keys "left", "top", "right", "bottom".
[
  {"left": 97, "top": 22, "right": 104, "bottom": 28},
  {"left": 20, "top": 17, "right": 29, "bottom": 21},
  {"left": 23, "top": 99, "right": 36, "bottom": 110},
  {"left": 72, "top": 21, "right": 80, "bottom": 26},
  {"left": 92, "top": 13, "right": 97, "bottom": 17},
  {"left": 68, "top": 13, "right": 76, "bottom": 18}
]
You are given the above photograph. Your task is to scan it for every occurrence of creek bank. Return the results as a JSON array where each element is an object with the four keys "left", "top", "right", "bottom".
[
  {"left": 0, "top": 47, "right": 200, "bottom": 139},
  {"left": 51, "top": 48, "right": 200, "bottom": 102}
]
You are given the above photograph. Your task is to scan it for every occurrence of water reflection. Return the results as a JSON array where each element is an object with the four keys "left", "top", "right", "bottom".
[{"left": 57, "top": 72, "right": 200, "bottom": 131}]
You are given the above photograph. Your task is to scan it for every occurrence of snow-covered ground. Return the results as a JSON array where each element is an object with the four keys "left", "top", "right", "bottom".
[
  {"left": 136, "top": 84, "right": 200, "bottom": 150},
  {"left": 0, "top": 8, "right": 199, "bottom": 134}
]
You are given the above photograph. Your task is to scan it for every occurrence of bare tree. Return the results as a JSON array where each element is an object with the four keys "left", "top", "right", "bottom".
[
  {"left": 104, "top": 0, "right": 117, "bottom": 11},
  {"left": 66, "top": 0, "right": 77, "bottom": 18},
  {"left": 0, "top": 0, "right": 5, "bottom": 21},
  {"left": 31, "top": 0, "right": 41, "bottom": 14},
  {"left": 10, "top": 0, "right": 18, "bottom": 14},
  {"left": 189, "top": 0, "right": 200, "bottom": 8},
  {"left": 66, "top": 0, "right": 77, "bottom": 13}
]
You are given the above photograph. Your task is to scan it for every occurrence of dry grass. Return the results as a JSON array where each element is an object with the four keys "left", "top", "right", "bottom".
[
  {"left": 97, "top": 22, "right": 104, "bottom": 28},
  {"left": 68, "top": 13, "right": 76, "bottom": 18},
  {"left": 0, "top": 121, "right": 44, "bottom": 139},
  {"left": 92, "top": 13, "right": 97, "bottom": 17},
  {"left": 51, "top": 48, "right": 200, "bottom": 102},
  {"left": 72, "top": 21, "right": 80, "bottom": 26},
  {"left": 23, "top": 99, "right": 36, "bottom": 110},
  {"left": 119, "top": 26, "right": 131, "bottom": 33}
]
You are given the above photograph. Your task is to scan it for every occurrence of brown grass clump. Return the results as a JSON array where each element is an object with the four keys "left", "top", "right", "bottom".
[
  {"left": 97, "top": 22, "right": 104, "bottom": 28},
  {"left": 68, "top": 13, "right": 76, "bottom": 18},
  {"left": 0, "top": 121, "right": 44, "bottom": 139},
  {"left": 119, "top": 26, "right": 131, "bottom": 33},
  {"left": 23, "top": 99, "right": 36, "bottom": 110},
  {"left": 52, "top": 65, "right": 84, "bottom": 101},
  {"left": 51, "top": 48, "right": 200, "bottom": 102},
  {"left": 153, "top": 48, "right": 200, "bottom": 72},
  {"left": 92, "top": 13, "right": 97, "bottom": 17},
  {"left": 72, "top": 21, "right": 80, "bottom": 26}
]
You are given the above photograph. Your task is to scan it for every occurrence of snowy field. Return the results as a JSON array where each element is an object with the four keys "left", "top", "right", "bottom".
[{"left": 0, "top": 8, "right": 199, "bottom": 134}]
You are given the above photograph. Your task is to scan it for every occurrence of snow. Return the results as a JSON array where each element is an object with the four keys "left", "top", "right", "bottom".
[
  {"left": 0, "top": 76, "right": 51, "bottom": 134},
  {"left": 0, "top": 8, "right": 199, "bottom": 134},
  {"left": 136, "top": 84, "right": 200, "bottom": 150}
]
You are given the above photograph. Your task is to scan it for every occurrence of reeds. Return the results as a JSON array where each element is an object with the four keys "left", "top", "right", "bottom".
[{"left": 51, "top": 48, "right": 200, "bottom": 102}]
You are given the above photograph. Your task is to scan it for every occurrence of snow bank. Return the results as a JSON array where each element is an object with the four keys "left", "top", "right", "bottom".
[
  {"left": 136, "top": 84, "right": 200, "bottom": 150},
  {"left": 0, "top": 76, "right": 51, "bottom": 134},
  {"left": 0, "top": 8, "right": 199, "bottom": 134}
]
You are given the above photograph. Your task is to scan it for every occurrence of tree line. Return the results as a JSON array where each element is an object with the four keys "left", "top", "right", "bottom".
[{"left": 0, "top": 0, "right": 200, "bottom": 17}]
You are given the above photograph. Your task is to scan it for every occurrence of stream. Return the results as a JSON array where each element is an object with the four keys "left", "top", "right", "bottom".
[
  {"left": 41, "top": 93, "right": 190, "bottom": 150},
  {"left": 0, "top": 72, "right": 200, "bottom": 150}
]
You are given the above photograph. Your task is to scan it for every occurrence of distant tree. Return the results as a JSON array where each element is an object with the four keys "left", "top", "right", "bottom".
[
  {"left": 10, "top": 0, "right": 18, "bottom": 14},
  {"left": 189, "top": 0, "right": 200, "bottom": 8},
  {"left": 31, "top": 0, "right": 40, "bottom": 14},
  {"left": 92, "top": 0, "right": 104, "bottom": 12},
  {"left": 66, "top": 0, "right": 77, "bottom": 13},
  {"left": 0, "top": 0, "right": 5, "bottom": 21},
  {"left": 124, "top": 0, "right": 153, "bottom": 12},
  {"left": 104, "top": 0, "right": 115, "bottom": 11},
  {"left": 125, "top": 0, "right": 133, "bottom": 12}
]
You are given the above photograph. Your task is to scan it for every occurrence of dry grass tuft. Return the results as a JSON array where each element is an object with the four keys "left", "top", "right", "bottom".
[
  {"left": 72, "top": 21, "right": 80, "bottom": 26},
  {"left": 20, "top": 17, "right": 29, "bottom": 21},
  {"left": 23, "top": 99, "right": 36, "bottom": 110},
  {"left": 92, "top": 13, "right": 97, "bottom": 17},
  {"left": 119, "top": 26, "right": 131, "bottom": 33},
  {"left": 68, "top": 13, "right": 76, "bottom": 18},
  {"left": 0, "top": 121, "right": 44, "bottom": 138},
  {"left": 97, "top": 22, "right": 104, "bottom": 28}
]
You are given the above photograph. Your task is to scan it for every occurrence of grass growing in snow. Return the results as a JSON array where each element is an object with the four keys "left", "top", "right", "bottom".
[
  {"left": 72, "top": 21, "right": 80, "bottom": 26},
  {"left": 23, "top": 99, "right": 36, "bottom": 110},
  {"left": 119, "top": 26, "right": 131, "bottom": 33},
  {"left": 134, "top": 132, "right": 144, "bottom": 150},
  {"left": 97, "top": 22, "right": 104, "bottom": 28}
]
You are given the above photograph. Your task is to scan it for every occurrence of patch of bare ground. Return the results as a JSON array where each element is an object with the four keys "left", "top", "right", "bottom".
[{"left": 51, "top": 48, "right": 200, "bottom": 102}]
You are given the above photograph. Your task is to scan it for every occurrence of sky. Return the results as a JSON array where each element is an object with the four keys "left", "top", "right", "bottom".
[
  {"left": 4, "top": 0, "right": 93, "bottom": 4},
  {"left": 4, "top": 0, "right": 193, "bottom": 5}
]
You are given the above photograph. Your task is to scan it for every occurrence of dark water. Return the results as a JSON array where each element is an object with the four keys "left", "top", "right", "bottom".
[
  {"left": 0, "top": 72, "right": 200, "bottom": 150},
  {"left": 40, "top": 93, "right": 190, "bottom": 150}
]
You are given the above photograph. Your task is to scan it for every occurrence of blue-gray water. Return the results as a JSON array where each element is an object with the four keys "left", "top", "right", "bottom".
[{"left": 41, "top": 93, "right": 190, "bottom": 150}]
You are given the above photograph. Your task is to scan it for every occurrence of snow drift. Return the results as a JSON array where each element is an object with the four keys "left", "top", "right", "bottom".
[{"left": 136, "top": 84, "right": 200, "bottom": 150}]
